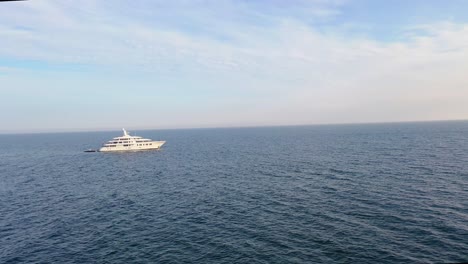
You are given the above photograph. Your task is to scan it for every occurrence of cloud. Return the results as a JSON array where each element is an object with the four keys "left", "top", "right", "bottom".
[{"left": 0, "top": 1, "right": 347, "bottom": 69}]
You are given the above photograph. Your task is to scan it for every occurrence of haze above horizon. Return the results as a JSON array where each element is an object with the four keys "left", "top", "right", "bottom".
[{"left": 1, "top": 0, "right": 468, "bottom": 133}]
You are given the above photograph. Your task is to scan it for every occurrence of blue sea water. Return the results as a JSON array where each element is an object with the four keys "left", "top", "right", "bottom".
[{"left": 0, "top": 121, "right": 467, "bottom": 263}]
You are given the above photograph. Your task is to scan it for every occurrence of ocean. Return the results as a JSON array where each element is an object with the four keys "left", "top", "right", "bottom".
[{"left": 1, "top": 121, "right": 467, "bottom": 263}]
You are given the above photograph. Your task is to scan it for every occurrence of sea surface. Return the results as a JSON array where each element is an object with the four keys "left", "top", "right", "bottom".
[{"left": 1, "top": 121, "right": 467, "bottom": 263}]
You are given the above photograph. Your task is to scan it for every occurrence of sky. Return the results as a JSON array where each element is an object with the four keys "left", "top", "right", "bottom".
[{"left": 1, "top": 0, "right": 468, "bottom": 133}]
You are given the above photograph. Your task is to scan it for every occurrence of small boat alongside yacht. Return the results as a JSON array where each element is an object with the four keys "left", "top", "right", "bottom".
[
  {"left": 84, "top": 149, "right": 97, "bottom": 153},
  {"left": 98, "top": 129, "right": 165, "bottom": 152}
]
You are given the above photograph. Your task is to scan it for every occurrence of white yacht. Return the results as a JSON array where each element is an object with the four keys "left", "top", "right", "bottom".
[{"left": 99, "top": 129, "right": 165, "bottom": 152}]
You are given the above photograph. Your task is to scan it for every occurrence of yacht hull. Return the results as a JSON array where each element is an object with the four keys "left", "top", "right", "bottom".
[{"left": 99, "top": 141, "right": 166, "bottom": 152}]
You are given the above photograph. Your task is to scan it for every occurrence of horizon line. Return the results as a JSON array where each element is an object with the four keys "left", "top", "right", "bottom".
[{"left": 1, "top": 118, "right": 467, "bottom": 135}]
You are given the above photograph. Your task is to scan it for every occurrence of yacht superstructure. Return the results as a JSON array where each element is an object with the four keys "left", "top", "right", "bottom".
[{"left": 99, "top": 129, "right": 165, "bottom": 152}]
